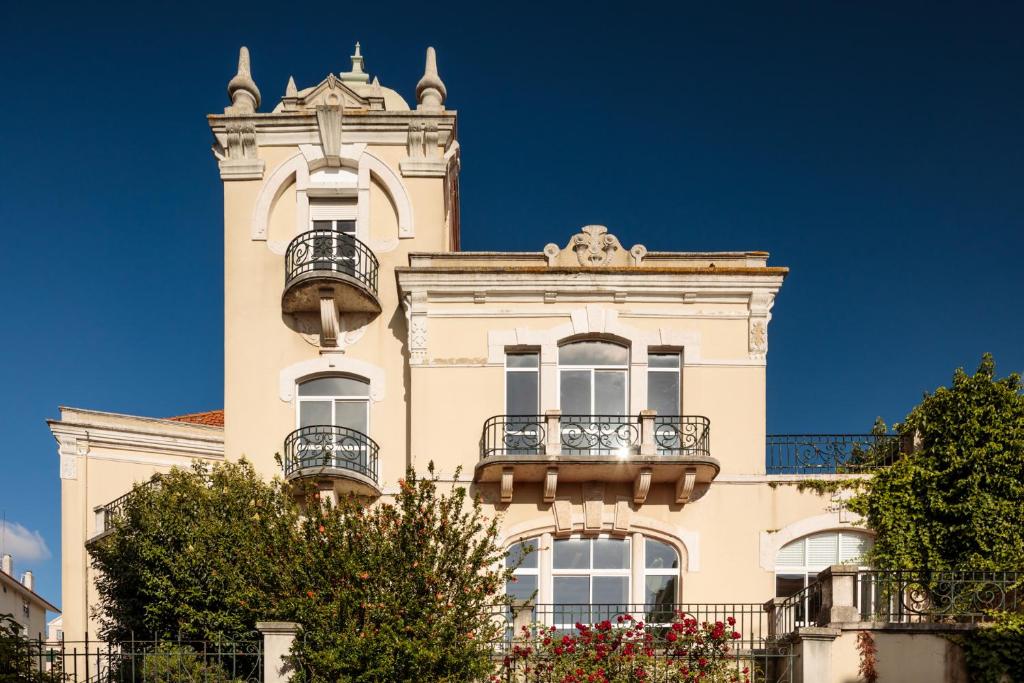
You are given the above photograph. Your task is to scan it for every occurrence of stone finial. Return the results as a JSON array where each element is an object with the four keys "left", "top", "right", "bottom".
[
  {"left": 285, "top": 75, "right": 297, "bottom": 97},
  {"left": 416, "top": 46, "right": 446, "bottom": 111},
  {"left": 341, "top": 41, "right": 370, "bottom": 83},
  {"left": 226, "top": 46, "right": 260, "bottom": 115}
]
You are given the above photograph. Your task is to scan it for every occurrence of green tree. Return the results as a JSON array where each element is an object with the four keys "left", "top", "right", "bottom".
[
  {"left": 88, "top": 460, "right": 303, "bottom": 642},
  {"left": 847, "top": 354, "right": 1024, "bottom": 570},
  {"left": 0, "top": 613, "right": 62, "bottom": 683}
]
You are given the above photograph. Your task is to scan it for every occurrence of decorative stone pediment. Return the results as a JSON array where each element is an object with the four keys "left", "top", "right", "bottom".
[
  {"left": 282, "top": 73, "right": 373, "bottom": 112},
  {"left": 544, "top": 226, "right": 647, "bottom": 267}
]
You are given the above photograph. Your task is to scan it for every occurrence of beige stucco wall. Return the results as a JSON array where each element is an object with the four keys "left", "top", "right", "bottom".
[
  {"left": 0, "top": 573, "right": 50, "bottom": 638},
  {"left": 831, "top": 630, "right": 968, "bottom": 683}
]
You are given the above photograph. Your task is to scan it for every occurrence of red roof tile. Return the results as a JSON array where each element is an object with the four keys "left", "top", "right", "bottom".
[{"left": 166, "top": 410, "right": 224, "bottom": 427}]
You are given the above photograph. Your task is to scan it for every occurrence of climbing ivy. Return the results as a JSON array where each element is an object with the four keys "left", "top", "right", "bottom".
[{"left": 845, "top": 354, "right": 1024, "bottom": 570}]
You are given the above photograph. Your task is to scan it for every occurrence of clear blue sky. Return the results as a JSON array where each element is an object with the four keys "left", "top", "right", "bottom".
[{"left": 1, "top": 1, "right": 1021, "bottom": 612}]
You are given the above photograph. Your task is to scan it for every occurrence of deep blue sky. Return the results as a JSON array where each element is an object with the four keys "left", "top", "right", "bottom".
[{"left": 1, "top": 1, "right": 1022, "bottom": 612}]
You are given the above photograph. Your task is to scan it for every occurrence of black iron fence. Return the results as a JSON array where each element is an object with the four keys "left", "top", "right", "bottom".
[
  {"left": 282, "top": 425, "right": 379, "bottom": 483},
  {"left": 765, "top": 434, "right": 902, "bottom": 474},
  {"left": 480, "top": 414, "right": 711, "bottom": 459},
  {"left": 284, "top": 229, "right": 379, "bottom": 298},
  {"left": 773, "top": 582, "right": 823, "bottom": 634},
  {"left": 856, "top": 569, "right": 1024, "bottom": 624},
  {"left": 1, "top": 635, "right": 262, "bottom": 683}
]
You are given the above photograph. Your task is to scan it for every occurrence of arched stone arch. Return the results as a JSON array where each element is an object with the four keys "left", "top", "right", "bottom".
[
  {"left": 758, "top": 512, "right": 872, "bottom": 571},
  {"left": 250, "top": 145, "right": 414, "bottom": 247},
  {"left": 279, "top": 355, "right": 386, "bottom": 403}
]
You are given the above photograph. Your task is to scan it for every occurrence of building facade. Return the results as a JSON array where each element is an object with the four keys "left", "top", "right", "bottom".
[
  {"left": 50, "top": 44, "right": 880, "bottom": 646},
  {"left": 1, "top": 554, "right": 58, "bottom": 638}
]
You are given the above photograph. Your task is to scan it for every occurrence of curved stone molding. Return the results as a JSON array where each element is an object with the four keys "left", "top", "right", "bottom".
[
  {"left": 279, "top": 354, "right": 386, "bottom": 402},
  {"left": 500, "top": 514, "right": 697, "bottom": 572},
  {"left": 758, "top": 512, "right": 871, "bottom": 571},
  {"left": 251, "top": 146, "right": 414, "bottom": 243}
]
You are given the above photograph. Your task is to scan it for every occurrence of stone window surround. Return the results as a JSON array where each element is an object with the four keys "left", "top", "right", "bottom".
[
  {"left": 757, "top": 512, "right": 874, "bottom": 571},
  {"left": 279, "top": 355, "right": 386, "bottom": 404},
  {"left": 488, "top": 305, "right": 701, "bottom": 415},
  {"left": 501, "top": 515, "right": 699, "bottom": 605},
  {"left": 251, "top": 143, "right": 415, "bottom": 253}
]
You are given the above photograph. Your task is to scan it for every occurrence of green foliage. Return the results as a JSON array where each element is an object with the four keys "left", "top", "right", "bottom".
[
  {"left": 954, "top": 612, "right": 1024, "bottom": 683},
  {"left": 88, "top": 460, "right": 515, "bottom": 682},
  {"left": 0, "top": 613, "right": 63, "bottom": 683},
  {"left": 846, "top": 354, "right": 1024, "bottom": 570},
  {"left": 89, "top": 460, "right": 302, "bottom": 642},
  {"left": 136, "top": 642, "right": 240, "bottom": 683},
  {"left": 289, "top": 464, "right": 513, "bottom": 683}
]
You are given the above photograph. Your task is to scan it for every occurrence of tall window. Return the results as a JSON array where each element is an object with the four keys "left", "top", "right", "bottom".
[
  {"left": 648, "top": 353, "right": 682, "bottom": 453},
  {"left": 297, "top": 376, "right": 370, "bottom": 434},
  {"left": 505, "top": 352, "right": 539, "bottom": 415},
  {"left": 558, "top": 341, "right": 629, "bottom": 415},
  {"left": 309, "top": 199, "right": 357, "bottom": 270},
  {"left": 506, "top": 534, "right": 681, "bottom": 628}
]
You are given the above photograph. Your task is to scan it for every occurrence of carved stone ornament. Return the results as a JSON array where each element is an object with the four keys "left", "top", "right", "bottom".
[
  {"left": 544, "top": 225, "right": 647, "bottom": 267},
  {"left": 217, "top": 121, "right": 265, "bottom": 180},
  {"left": 290, "top": 312, "right": 370, "bottom": 350}
]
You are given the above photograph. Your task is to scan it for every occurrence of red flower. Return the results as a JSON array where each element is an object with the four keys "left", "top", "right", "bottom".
[
  {"left": 666, "top": 631, "right": 678, "bottom": 642},
  {"left": 727, "top": 616, "right": 736, "bottom": 626}
]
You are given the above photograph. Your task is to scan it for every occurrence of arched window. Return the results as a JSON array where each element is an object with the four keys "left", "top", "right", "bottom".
[
  {"left": 774, "top": 530, "right": 872, "bottom": 599},
  {"left": 506, "top": 534, "right": 681, "bottom": 628},
  {"left": 297, "top": 375, "right": 370, "bottom": 434}
]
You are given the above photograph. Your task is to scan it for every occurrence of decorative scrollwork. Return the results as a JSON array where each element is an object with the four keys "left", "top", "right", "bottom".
[
  {"left": 653, "top": 417, "right": 710, "bottom": 457},
  {"left": 765, "top": 434, "right": 901, "bottom": 474},
  {"left": 560, "top": 416, "right": 641, "bottom": 455},
  {"left": 481, "top": 416, "right": 546, "bottom": 457},
  {"left": 283, "top": 425, "right": 379, "bottom": 483},
  {"left": 858, "top": 570, "right": 1024, "bottom": 623},
  {"left": 284, "top": 228, "right": 379, "bottom": 297}
]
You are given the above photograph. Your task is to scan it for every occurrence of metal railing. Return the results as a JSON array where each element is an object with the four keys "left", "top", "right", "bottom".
[
  {"left": 1, "top": 635, "right": 263, "bottom": 683},
  {"left": 765, "top": 434, "right": 902, "bottom": 474},
  {"left": 856, "top": 569, "right": 1024, "bottom": 624},
  {"left": 773, "top": 582, "right": 823, "bottom": 634},
  {"left": 481, "top": 413, "right": 711, "bottom": 459},
  {"left": 284, "top": 228, "right": 379, "bottom": 297},
  {"left": 92, "top": 477, "right": 162, "bottom": 537},
  {"left": 282, "top": 425, "right": 379, "bottom": 484}
]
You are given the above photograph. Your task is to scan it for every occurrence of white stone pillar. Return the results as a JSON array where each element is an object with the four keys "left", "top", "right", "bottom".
[
  {"left": 819, "top": 565, "right": 861, "bottom": 624},
  {"left": 792, "top": 627, "right": 840, "bottom": 683},
  {"left": 257, "top": 622, "right": 300, "bottom": 683}
]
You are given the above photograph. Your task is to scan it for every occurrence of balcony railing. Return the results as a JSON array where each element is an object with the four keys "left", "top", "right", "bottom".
[
  {"left": 855, "top": 569, "right": 1024, "bottom": 624},
  {"left": 481, "top": 413, "right": 711, "bottom": 459},
  {"left": 92, "top": 476, "right": 162, "bottom": 538},
  {"left": 282, "top": 425, "right": 379, "bottom": 484},
  {"left": 283, "top": 229, "right": 379, "bottom": 298},
  {"left": 765, "top": 434, "right": 902, "bottom": 475}
]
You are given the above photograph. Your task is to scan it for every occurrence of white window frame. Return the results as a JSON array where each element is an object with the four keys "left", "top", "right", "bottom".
[
  {"left": 504, "top": 351, "right": 540, "bottom": 415},
  {"left": 774, "top": 531, "right": 873, "bottom": 626},
  {"left": 295, "top": 375, "right": 371, "bottom": 435},
  {"left": 647, "top": 351, "right": 681, "bottom": 416},
  {"left": 557, "top": 341, "right": 630, "bottom": 416}
]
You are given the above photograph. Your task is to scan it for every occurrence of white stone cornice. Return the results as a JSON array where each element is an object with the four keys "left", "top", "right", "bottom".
[{"left": 48, "top": 421, "right": 224, "bottom": 461}]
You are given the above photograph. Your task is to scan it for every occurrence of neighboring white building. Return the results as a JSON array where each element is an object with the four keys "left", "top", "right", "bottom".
[{"left": 0, "top": 553, "right": 58, "bottom": 639}]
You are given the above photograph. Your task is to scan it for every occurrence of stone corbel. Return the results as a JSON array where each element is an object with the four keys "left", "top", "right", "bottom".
[
  {"left": 748, "top": 291, "right": 775, "bottom": 361},
  {"left": 500, "top": 467, "right": 514, "bottom": 504},
  {"left": 613, "top": 498, "right": 632, "bottom": 534},
  {"left": 316, "top": 106, "right": 344, "bottom": 167},
  {"left": 57, "top": 433, "right": 88, "bottom": 480},
  {"left": 633, "top": 467, "right": 653, "bottom": 505},
  {"left": 400, "top": 122, "right": 446, "bottom": 177},
  {"left": 675, "top": 468, "right": 698, "bottom": 505},
  {"left": 543, "top": 468, "right": 558, "bottom": 503},
  {"left": 552, "top": 500, "right": 573, "bottom": 535},
  {"left": 583, "top": 483, "right": 604, "bottom": 532},
  {"left": 218, "top": 122, "right": 265, "bottom": 180},
  {"left": 319, "top": 291, "right": 339, "bottom": 347},
  {"left": 402, "top": 291, "right": 429, "bottom": 365}
]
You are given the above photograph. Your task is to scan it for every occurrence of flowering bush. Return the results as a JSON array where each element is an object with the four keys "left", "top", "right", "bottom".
[{"left": 495, "top": 612, "right": 751, "bottom": 683}]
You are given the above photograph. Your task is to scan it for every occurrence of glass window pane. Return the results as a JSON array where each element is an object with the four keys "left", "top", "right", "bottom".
[
  {"left": 593, "top": 538, "right": 630, "bottom": 569},
  {"left": 334, "top": 401, "right": 367, "bottom": 433},
  {"left": 553, "top": 576, "right": 590, "bottom": 605},
  {"left": 559, "top": 342, "right": 628, "bottom": 366},
  {"left": 593, "top": 576, "right": 629, "bottom": 604},
  {"left": 336, "top": 220, "right": 356, "bottom": 235},
  {"left": 553, "top": 538, "right": 590, "bottom": 569},
  {"left": 506, "top": 542, "right": 538, "bottom": 569},
  {"left": 299, "top": 376, "right": 369, "bottom": 397},
  {"left": 775, "top": 574, "right": 806, "bottom": 598},
  {"left": 312, "top": 220, "right": 332, "bottom": 231},
  {"left": 594, "top": 371, "right": 626, "bottom": 415},
  {"left": 560, "top": 371, "right": 592, "bottom": 414},
  {"left": 645, "top": 575, "right": 677, "bottom": 605},
  {"left": 506, "top": 372, "right": 538, "bottom": 414},
  {"left": 647, "top": 372, "right": 679, "bottom": 416},
  {"left": 645, "top": 539, "right": 679, "bottom": 569},
  {"left": 299, "top": 401, "right": 331, "bottom": 427},
  {"left": 507, "top": 353, "right": 539, "bottom": 368},
  {"left": 649, "top": 353, "right": 680, "bottom": 368},
  {"left": 506, "top": 575, "right": 537, "bottom": 601}
]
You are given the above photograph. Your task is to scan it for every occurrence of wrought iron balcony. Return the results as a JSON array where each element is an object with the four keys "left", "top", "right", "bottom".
[
  {"left": 89, "top": 475, "right": 162, "bottom": 542},
  {"left": 476, "top": 411, "right": 717, "bottom": 505},
  {"left": 765, "top": 434, "right": 903, "bottom": 475},
  {"left": 282, "top": 229, "right": 380, "bottom": 315},
  {"left": 282, "top": 425, "right": 380, "bottom": 496}
]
